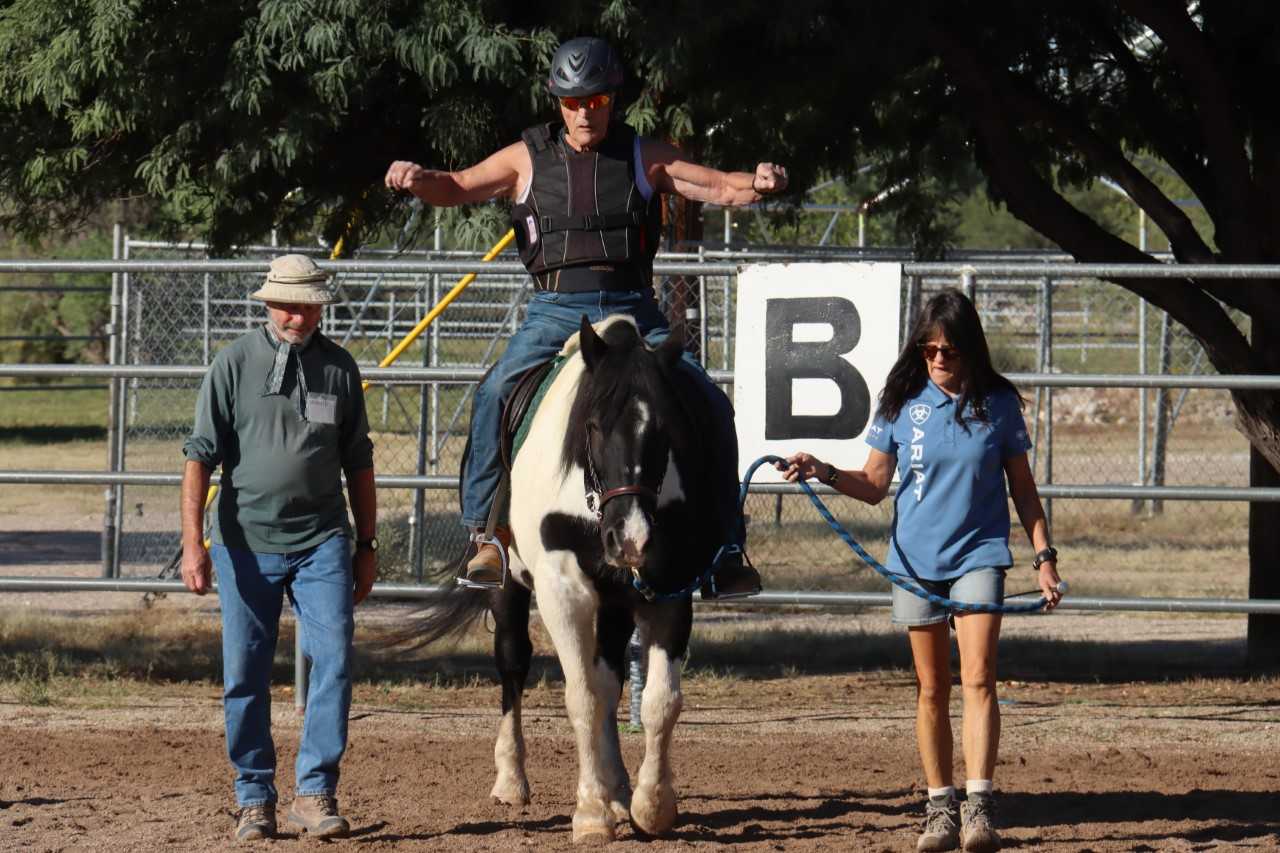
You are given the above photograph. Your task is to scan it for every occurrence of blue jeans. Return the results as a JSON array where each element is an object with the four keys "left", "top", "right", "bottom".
[
  {"left": 461, "top": 289, "right": 740, "bottom": 542},
  {"left": 212, "top": 533, "right": 354, "bottom": 806}
]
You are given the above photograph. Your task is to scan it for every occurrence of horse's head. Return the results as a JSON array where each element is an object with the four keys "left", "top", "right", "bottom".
[{"left": 566, "top": 316, "right": 692, "bottom": 591}]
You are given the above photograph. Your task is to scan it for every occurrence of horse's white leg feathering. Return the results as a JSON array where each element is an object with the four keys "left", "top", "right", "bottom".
[
  {"left": 532, "top": 558, "right": 619, "bottom": 843},
  {"left": 630, "top": 641, "right": 683, "bottom": 835},
  {"left": 490, "top": 701, "right": 530, "bottom": 805}
]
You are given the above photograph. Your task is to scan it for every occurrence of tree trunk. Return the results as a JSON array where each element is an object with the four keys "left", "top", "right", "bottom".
[
  {"left": 1245, "top": 321, "right": 1280, "bottom": 667},
  {"left": 1249, "top": 446, "right": 1280, "bottom": 667}
]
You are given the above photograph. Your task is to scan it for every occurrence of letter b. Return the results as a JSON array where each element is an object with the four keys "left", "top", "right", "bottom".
[{"left": 764, "top": 297, "right": 870, "bottom": 440}]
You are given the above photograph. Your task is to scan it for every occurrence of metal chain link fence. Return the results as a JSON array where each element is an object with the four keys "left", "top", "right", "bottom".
[{"left": 110, "top": 243, "right": 1249, "bottom": 593}]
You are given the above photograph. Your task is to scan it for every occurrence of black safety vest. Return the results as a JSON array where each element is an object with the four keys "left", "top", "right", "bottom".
[{"left": 510, "top": 122, "right": 662, "bottom": 292}]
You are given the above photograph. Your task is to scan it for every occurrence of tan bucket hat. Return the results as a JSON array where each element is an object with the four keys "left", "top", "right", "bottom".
[{"left": 251, "top": 254, "right": 338, "bottom": 304}]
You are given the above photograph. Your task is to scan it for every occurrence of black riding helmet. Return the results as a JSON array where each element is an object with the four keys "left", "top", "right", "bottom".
[{"left": 546, "top": 37, "right": 624, "bottom": 97}]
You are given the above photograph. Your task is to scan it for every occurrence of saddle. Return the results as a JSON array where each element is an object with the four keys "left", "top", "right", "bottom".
[{"left": 499, "top": 356, "right": 567, "bottom": 472}]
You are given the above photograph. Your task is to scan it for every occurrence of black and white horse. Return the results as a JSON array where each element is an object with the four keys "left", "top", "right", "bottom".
[{"left": 415, "top": 315, "right": 728, "bottom": 842}]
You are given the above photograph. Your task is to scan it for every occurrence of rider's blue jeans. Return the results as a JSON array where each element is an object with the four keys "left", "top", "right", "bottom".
[
  {"left": 211, "top": 533, "right": 354, "bottom": 806},
  {"left": 461, "top": 289, "right": 740, "bottom": 543}
]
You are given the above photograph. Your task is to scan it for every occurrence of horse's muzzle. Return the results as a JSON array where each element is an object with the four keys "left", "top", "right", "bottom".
[{"left": 603, "top": 525, "right": 649, "bottom": 569}]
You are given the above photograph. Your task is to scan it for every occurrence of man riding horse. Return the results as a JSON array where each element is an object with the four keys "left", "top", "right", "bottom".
[{"left": 385, "top": 36, "right": 786, "bottom": 595}]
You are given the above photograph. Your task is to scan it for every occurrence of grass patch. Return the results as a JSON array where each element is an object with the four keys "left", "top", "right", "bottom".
[{"left": 0, "top": 386, "right": 108, "bottom": 431}]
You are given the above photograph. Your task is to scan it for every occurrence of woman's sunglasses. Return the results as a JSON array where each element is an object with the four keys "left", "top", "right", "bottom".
[
  {"left": 920, "top": 344, "right": 961, "bottom": 361},
  {"left": 559, "top": 93, "right": 612, "bottom": 111}
]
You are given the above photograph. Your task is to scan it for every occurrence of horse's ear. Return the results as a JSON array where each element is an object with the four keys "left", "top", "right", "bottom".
[
  {"left": 657, "top": 325, "right": 685, "bottom": 369},
  {"left": 579, "top": 315, "right": 607, "bottom": 370}
]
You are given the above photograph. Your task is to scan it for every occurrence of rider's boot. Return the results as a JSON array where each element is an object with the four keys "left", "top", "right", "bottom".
[{"left": 464, "top": 525, "right": 512, "bottom": 586}]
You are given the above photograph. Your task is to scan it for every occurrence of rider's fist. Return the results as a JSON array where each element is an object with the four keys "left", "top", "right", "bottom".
[
  {"left": 752, "top": 163, "right": 788, "bottom": 195},
  {"left": 385, "top": 161, "right": 427, "bottom": 193}
]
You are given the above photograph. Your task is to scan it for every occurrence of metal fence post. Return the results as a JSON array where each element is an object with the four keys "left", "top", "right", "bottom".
[
  {"left": 410, "top": 279, "right": 427, "bottom": 579},
  {"left": 1136, "top": 298, "right": 1149, "bottom": 512},
  {"left": 383, "top": 290, "right": 394, "bottom": 427},
  {"left": 111, "top": 235, "right": 132, "bottom": 577},
  {"left": 104, "top": 224, "right": 123, "bottom": 578},
  {"left": 697, "top": 245, "right": 708, "bottom": 363},
  {"left": 961, "top": 267, "right": 977, "bottom": 304},
  {"left": 1151, "top": 311, "right": 1173, "bottom": 514},
  {"left": 1043, "top": 277, "right": 1054, "bottom": 530},
  {"left": 1031, "top": 277, "right": 1047, "bottom": 477},
  {"left": 202, "top": 272, "right": 212, "bottom": 365}
]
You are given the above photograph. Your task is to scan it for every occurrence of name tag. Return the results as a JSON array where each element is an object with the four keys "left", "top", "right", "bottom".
[{"left": 306, "top": 393, "right": 338, "bottom": 424}]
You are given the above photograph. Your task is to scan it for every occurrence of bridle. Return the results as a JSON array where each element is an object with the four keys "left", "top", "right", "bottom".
[{"left": 582, "top": 431, "right": 666, "bottom": 520}]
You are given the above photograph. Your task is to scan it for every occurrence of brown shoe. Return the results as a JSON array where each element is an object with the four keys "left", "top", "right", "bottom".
[
  {"left": 287, "top": 794, "right": 349, "bottom": 838},
  {"left": 234, "top": 802, "right": 276, "bottom": 842},
  {"left": 464, "top": 526, "right": 512, "bottom": 586}
]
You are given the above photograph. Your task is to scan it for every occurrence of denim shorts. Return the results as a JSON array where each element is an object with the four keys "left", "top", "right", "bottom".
[{"left": 890, "top": 566, "right": 1007, "bottom": 626}]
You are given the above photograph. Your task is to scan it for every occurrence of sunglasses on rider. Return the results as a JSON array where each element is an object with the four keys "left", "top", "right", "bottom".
[
  {"left": 920, "top": 343, "right": 961, "bottom": 361},
  {"left": 559, "top": 93, "right": 613, "bottom": 111}
]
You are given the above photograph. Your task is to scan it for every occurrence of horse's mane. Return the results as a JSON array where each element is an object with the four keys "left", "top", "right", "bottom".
[{"left": 560, "top": 322, "right": 708, "bottom": 488}]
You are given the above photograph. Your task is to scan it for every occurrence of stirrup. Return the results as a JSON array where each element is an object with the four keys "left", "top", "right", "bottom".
[
  {"left": 456, "top": 531, "right": 509, "bottom": 590},
  {"left": 703, "top": 544, "right": 761, "bottom": 601}
]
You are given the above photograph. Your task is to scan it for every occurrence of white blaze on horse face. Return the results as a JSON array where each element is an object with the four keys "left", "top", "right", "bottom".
[{"left": 620, "top": 499, "right": 651, "bottom": 558}]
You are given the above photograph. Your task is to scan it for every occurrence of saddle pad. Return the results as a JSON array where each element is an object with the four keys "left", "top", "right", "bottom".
[{"left": 501, "top": 356, "right": 569, "bottom": 471}]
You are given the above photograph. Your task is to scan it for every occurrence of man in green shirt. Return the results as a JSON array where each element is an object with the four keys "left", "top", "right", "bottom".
[{"left": 180, "top": 254, "right": 377, "bottom": 842}]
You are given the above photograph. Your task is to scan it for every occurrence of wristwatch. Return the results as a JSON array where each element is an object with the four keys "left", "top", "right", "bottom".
[
  {"left": 356, "top": 537, "right": 379, "bottom": 553},
  {"left": 1032, "top": 546, "right": 1058, "bottom": 569},
  {"left": 822, "top": 463, "right": 840, "bottom": 486}
]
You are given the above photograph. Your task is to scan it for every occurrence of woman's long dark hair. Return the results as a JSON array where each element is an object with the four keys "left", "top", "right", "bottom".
[{"left": 878, "top": 288, "right": 1023, "bottom": 428}]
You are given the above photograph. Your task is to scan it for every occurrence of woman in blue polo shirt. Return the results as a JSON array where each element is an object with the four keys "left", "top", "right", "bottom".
[{"left": 780, "top": 289, "right": 1062, "bottom": 853}]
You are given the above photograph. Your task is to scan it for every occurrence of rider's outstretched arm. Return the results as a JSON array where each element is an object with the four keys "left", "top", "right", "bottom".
[
  {"left": 385, "top": 142, "right": 528, "bottom": 207},
  {"left": 642, "top": 140, "right": 788, "bottom": 207}
]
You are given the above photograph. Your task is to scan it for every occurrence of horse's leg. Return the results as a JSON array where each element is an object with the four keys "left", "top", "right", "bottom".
[
  {"left": 532, "top": 567, "right": 618, "bottom": 843},
  {"left": 489, "top": 582, "right": 533, "bottom": 805},
  {"left": 630, "top": 600, "right": 692, "bottom": 836},
  {"left": 596, "top": 603, "right": 635, "bottom": 824}
]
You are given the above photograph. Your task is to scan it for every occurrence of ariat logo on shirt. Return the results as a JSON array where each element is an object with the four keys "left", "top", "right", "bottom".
[
  {"left": 909, "top": 404, "right": 932, "bottom": 425},
  {"left": 868, "top": 423, "right": 884, "bottom": 439},
  {"left": 910, "top": 424, "right": 926, "bottom": 501}
]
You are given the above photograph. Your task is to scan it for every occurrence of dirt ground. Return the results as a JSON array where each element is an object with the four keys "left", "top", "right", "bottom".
[{"left": 2, "top": 661, "right": 1278, "bottom": 852}]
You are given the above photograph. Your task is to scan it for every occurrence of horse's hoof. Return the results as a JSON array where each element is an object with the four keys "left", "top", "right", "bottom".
[
  {"left": 630, "top": 785, "right": 677, "bottom": 836},
  {"left": 609, "top": 797, "right": 631, "bottom": 824},
  {"left": 490, "top": 775, "right": 531, "bottom": 806},
  {"left": 571, "top": 810, "right": 616, "bottom": 844}
]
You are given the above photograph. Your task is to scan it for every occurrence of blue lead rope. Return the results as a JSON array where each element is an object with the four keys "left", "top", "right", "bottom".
[{"left": 741, "top": 455, "right": 1052, "bottom": 614}]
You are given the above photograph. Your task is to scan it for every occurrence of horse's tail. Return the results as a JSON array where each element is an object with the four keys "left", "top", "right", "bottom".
[
  {"left": 384, "top": 534, "right": 494, "bottom": 651},
  {"left": 386, "top": 579, "right": 491, "bottom": 651}
]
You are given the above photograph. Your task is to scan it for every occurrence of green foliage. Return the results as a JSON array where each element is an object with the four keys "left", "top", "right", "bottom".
[{"left": 0, "top": 0, "right": 564, "bottom": 251}]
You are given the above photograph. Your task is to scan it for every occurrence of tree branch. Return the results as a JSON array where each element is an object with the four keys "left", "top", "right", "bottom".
[
  {"left": 1090, "top": 22, "right": 1219, "bottom": 221},
  {"left": 929, "top": 23, "right": 1253, "bottom": 373},
  {"left": 999, "top": 77, "right": 1215, "bottom": 264},
  {"left": 1120, "top": 0, "right": 1259, "bottom": 259}
]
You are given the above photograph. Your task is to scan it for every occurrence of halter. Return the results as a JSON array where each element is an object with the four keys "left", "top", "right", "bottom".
[
  {"left": 582, "top": 431, "right": 666, "bottom": 519},
  {"left": 584, "top": 431, "right": 688, "bottom": 600}
]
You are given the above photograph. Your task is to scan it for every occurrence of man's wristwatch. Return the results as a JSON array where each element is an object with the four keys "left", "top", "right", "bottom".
[
  {"left": 822, "top": 463, "right": 840, "bottom": 486},
  {"left": 356, "top": 537, "right": 379, "bottom": 553},
  {"left": 1032, "top": 546, "right": 1058, "bottom": 569}
]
